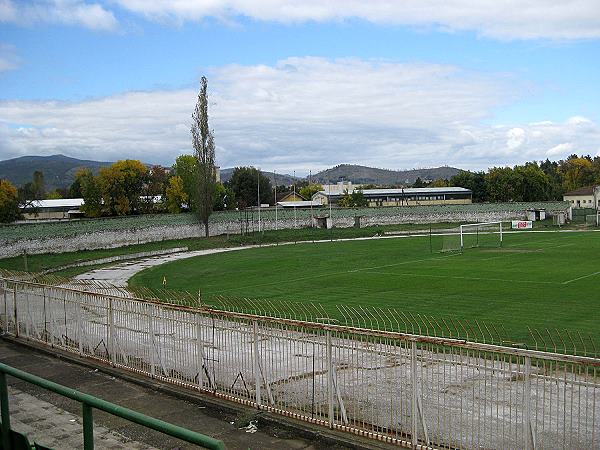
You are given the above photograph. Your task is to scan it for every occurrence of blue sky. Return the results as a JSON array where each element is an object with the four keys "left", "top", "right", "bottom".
[{"left": 1, "top": 1, "right": 599, "bottom": 174}]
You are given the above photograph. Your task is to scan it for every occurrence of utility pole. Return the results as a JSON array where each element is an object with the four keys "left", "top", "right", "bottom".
[{"left": 274, "top": 171, "right": 278, "bottom": 231}]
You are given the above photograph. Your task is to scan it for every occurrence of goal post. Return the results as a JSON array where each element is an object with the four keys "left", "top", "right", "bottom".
[{"left": 459, "top": 221, "right": 503, "bottom": 250}]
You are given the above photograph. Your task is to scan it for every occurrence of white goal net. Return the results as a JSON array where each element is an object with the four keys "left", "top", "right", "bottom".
[{"left": 460, "top": 222, "right": 503, "bottom": 249}]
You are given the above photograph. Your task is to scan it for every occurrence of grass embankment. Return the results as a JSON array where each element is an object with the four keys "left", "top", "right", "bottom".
[{"left": 130, "top": 230, "right": 600, "bottom": 350}]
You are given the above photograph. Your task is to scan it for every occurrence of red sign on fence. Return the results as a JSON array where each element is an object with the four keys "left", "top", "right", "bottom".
[{"left": 511, "top": 220, "right": 532, "bottom": 229}]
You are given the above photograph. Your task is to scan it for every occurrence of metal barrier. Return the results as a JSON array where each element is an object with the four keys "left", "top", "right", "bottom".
[
  {"left": 0, "top": 362, "right": 225, "bottom": 450},
  {"left": 1, "top": 276, "right": 599, "bottom": 449}
]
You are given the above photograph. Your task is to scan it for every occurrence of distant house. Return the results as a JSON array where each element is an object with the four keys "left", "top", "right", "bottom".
[
  {"left": 312, "top": 187, "right": 472, "bottom": 207},
  {"left": 276, "top": 192, "right": 321, "bottom": 208},
  {"left": 278, "top": 192, "right": 306, "bottom": 202},
  {"left": 563, "top": 186, "right": 600, "bottom": 208},
  {"left": 21, "top": 198, "right": 85, "bottom": 220}
]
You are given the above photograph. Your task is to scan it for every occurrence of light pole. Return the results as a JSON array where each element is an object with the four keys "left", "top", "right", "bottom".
[
  {"left": 274, "top": 171, "right": 278, "bottom": 231},
  {"left": 309, "top": 169, "right": 313, "bottom": 227},
  {"left": 293, "top": 170, "right": 297, "bottom": 229},
  {"left": 257, "top": 168, "right": 261, "bottom": 233},
  {"left": 328, "top": 181, "right": 332, "bottom": 229}
]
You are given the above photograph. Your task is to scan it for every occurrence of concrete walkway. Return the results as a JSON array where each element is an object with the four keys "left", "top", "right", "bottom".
[
  {"left": 6, "top": 388, "right": 159, "bottom": 449},
  {"left": 1, "top": 338, "right": 388, "bottom": 450},
  {"left": 74, "top": 246, "right": 255, "bottom": 286}
]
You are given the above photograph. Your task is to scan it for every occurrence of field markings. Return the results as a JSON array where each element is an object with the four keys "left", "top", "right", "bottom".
[
  {"left": 562, "top": 271, "right": 600, "bottom": 285},
  {"left": 347, "top": 253, "right": 461, "bottom": 273},
  {"left": 206, "top": 253, "right": 462, "bottom": 294},
  {"left": 365, "top": 270, "right": 562, "bottom": 285}
]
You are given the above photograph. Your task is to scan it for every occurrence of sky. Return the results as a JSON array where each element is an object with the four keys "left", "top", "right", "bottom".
[{"left": 0, "top": 1, "right": 599, "bottom": 175}]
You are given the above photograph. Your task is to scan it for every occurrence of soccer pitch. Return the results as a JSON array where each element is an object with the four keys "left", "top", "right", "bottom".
[{"left": 130, "top": 230, "right": 600, "bottom": 347}]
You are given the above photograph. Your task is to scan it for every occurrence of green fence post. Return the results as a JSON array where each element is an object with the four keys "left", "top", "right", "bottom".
[
  {"left": 82, "top": 403, "right": 94, "bottom": 450},
  {"left": 0, "top": 372, "right": 11, "bottom": 450}
]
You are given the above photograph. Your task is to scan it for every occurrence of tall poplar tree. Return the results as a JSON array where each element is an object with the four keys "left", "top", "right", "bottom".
[{"left": 191, "top": 76, "right": 216, "bottom": 237}]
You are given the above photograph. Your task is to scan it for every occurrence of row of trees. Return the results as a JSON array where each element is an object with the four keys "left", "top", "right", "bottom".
[{"left": 415, "top": 155, "right": 600, "bottom": 203}]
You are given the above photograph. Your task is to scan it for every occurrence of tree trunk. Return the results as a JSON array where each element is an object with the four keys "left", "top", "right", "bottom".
[{"left": 204, "top": 220, "right": 209, "bottom": 238}]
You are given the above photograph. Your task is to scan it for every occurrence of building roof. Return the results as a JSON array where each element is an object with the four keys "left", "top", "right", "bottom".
[
  {"left": 278, "top": 192, "right": 307, "bottom": 202},
  {"left": 25, "top": 198, "right": 84, "bottom": 209},
  {"left": 563, "top": 186, "right": 595, "bottom": 196},
  {"left": 277, "top": 200, "right": 322, "bottom": 208},
  {"left": 316, "top": 187, "right": 471, "bottom": 197}
]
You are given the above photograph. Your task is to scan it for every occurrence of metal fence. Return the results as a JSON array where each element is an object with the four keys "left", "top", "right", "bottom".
[{"left": 1, "top": 276, "right": 599, "bottom": 449}]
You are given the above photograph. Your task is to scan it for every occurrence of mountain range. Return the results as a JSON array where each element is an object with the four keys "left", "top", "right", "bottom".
[
  {"left": 0, "top": 155, "right": 463, "bottom": 190},
  {"left": 0, "top": 154, "right": 113, "bottom": 191}
]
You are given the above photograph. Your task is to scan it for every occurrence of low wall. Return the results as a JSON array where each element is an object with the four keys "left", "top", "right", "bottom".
[{"left": 0, "top": 208, "right": 555, "bottom": 258}]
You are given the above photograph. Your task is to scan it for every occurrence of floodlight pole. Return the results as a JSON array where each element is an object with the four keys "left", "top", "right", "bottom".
[
  {"left": 309, "top": 169, "right": 313, "bottom": 227},
  {"left": 274, "top": 171, "right": 278, "bottom": 231},
  {"left": 257, "top": 168, "right": 261, "bottom": 233},
  {"left": 293, "top": 170, "right": 297, "bottom": 229},
  {"left": 328, "top": 182, "right": 332, "bottom": 229}
]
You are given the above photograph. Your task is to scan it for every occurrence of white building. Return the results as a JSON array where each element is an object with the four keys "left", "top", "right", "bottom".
[
  {"left": 563, "top": 186, "right": 600, "bottom": 209},
  {"left": 313, "top": 187, "right": 472, "bottom": 207}
]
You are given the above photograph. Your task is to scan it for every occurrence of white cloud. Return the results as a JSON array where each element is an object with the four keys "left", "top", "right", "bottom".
[
  {"left": 0, "top": 58, "right": 598, "bottom": 172},
  {"left": 546, "top": 143, "right": 574, "bottom": 157},
  {"left": 506, "top": 127, "right": 526, "bottom": 149},
  {"left": 0, "top": 0, "right": 117, "bottom": 31},
  {"left": 0, "top": 43, "right": 19, "bottom": 72},
  {"left": 114, "top": 0, "right": 600, "bottom": 40}
]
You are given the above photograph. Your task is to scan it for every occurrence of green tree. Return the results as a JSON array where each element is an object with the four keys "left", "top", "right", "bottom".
[
  {"left": 173, "top": 155, "right": 199, "bottom": 210},
  {"left": 338, "top": 189, "right": 352, "bottom": 207},
  {"left": 449, "top": 171, "right": 487, "bottom": 202},
  {"left": 99, "top": 160, "right": 148, "bottom": 216},
  {"left": 213, "top": 182, "right": 235, "bottom": 211},
  {"left": 338, "top": 189, "right": 367, "bottom": 207},
  {"left": 31, "top": 170, "right": 45, "bottom": 199},
  {"left": 191, "top": 76, "right": 217, "bottom": 237},
  {"left": 560, "top": 156, "right": 594, "bottom": 192},
  {"left": 350, "top": 189, "right": 367, "bottom": 207},
  {"left": 412, "top": 177, "right": 425, "bottom": 188},
  {"left": 147, "top": 166, "right": 168, "bottom": 196},
  {"left": 79, "top": 169, "right": 102, "bottom": 218},
  {"left": 540, "top": 159, "right": 563, "bottom": 200},
  {"left": 485, "top": 167, "right": 519, "bottom": 202},
  {"left": 165, "top": 176, "right": 188, "bottom": 214},
  {"left": 429, "top": 178, "right": 449, "bottom": 187},
  {"left": 140, "top": 165, "right": 168, "bottom": 213},
  {"left": 0, "top": 179, "right": 21, "bottom": 223},
  {"left": 46, "top": 190, "right": 63, "bottom": 199},
  {"left": 299, "top": 183, "right": 322, "bottom": 200},
  {"left": 513, "top": 163, "right": 551, "bottom": 201},
  {"left": 69, "top": 169, "right": 88, "bottom": 198},
  {"left": 228, "top": 167, "right": 272, "bottom": 207},
  {"left": 18, "top": 170, "right": 45, "bottom": 202}
]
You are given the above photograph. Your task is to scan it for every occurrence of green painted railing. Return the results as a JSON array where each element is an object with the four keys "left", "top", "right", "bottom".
[{"left": 0, "top": 363, "right": 225, "bottom": 450}]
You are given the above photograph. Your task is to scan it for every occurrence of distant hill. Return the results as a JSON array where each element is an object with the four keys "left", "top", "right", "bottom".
[
  {"left": 0, "top": 154, "right": 113, "bottom": 190},
  {"left": 311, "top": 164, "right": 462, "bottom": 185},
  {"left": 220, "top": 168, "right": 299, "bottom": 186},
  {"left": 0, "top": 155, "right": 464, "bottom": 190}
]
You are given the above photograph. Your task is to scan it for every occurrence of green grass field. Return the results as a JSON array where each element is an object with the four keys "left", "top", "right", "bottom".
[{"left": 130, "top": 230, "right": 600, "bottom": 349}]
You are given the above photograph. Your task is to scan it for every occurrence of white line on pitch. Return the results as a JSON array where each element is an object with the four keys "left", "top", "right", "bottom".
[
  {"left": 562, "top": 271, "right": 600, "bottom": 285},
  {"left": 366, "top": 270, "right": 561, "bottom": 285},
  {"left": 208, "top": 253, "right": 461, "bottom": 294},
  {"left": 347, "top": 253, "right": 461, "bottom": 273}
]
